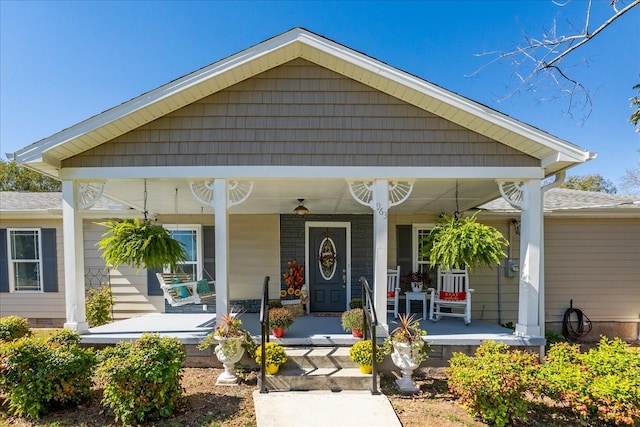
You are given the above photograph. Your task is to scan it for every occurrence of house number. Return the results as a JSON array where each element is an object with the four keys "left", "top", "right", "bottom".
[{"left": 375, "top": 202, "right": 388, "bottom": 219}]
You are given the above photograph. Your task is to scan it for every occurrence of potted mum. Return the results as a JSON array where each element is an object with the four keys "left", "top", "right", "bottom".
[
  {"left": 254, "top": 342, "right": 288, "bottom": 374},
  {"left": 268, "top": 307, "right": 294, "bottom": 338},
  {"left": 384, "top": 313, "right": 431, "bottom": 393},
  {"left": 198, "top": 311, "right": 255, "bottom": 385},
  {"left": 403, "top": 271, "right": 432, "bottom": 293},
  {"left": 341, "top": 308, "right": 365, "bottom": 337},
  {"left": 349, "top": 339, "right": 385, "bottom": 374}
]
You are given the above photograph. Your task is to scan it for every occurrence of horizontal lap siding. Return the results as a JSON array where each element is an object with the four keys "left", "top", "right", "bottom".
[
  {"left": 228, "top": 215, "right": 281, "bottom": 300},
  {"left": 63, "top": 59, "right": 537, "bottom": 168},
  {"left": 544, "top": 218, "right": 640, "bottom": 322},
  {"left": 0, "top": 219, "right": 65, "bottom": 320}
]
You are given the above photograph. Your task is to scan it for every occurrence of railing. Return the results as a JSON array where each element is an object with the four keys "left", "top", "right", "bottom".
[
  {"left": 85, "top": 268, "right": 113, "bottom": 322},
  {"left": 258, "top": 275, "right": 270, "bottom": 394},
  {"left": 360, "top": 276, "right": 380, "bottom": 395}
]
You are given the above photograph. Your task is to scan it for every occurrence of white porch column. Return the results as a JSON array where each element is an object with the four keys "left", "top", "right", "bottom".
[
  {"left": 61, "top": 180, "right": 88, "bottom": 333},
  {"left": 372, "top": 180, "right": 389, "bottom": 330},
  {"left": 213, "top": 179, "right": 230, "bottom": 321},
  {"left": 515, "top": 180, "right": 543, "bottom": 337}
]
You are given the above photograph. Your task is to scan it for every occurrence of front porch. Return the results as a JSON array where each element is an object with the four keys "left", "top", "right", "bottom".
[{"left": 80, "top": 313, "right": 543, "bottom": 367}]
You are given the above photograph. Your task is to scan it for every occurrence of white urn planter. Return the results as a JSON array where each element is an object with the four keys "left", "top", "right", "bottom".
[
  {"left": 214, "top": 336, "right": 245, "bottom": 385},
  {"left": 410, "top": 281, "right": 423, "bottom": 292},
  {"left": 391, "top": 342, "right": 421, "bottom": 394}
]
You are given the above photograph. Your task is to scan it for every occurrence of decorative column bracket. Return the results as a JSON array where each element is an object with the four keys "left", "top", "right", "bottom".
[
  {"left": 348, "top": 180, "right": 414, "bottom": 209},
  {"left": 497, "top": 181, "right": 524, "bottom": 209},
  {"left": 78, "top": 182, "right": 105, "bottom": 210},
  {"left": 189, "top": 180, "right": 254, "bottom": 207}
]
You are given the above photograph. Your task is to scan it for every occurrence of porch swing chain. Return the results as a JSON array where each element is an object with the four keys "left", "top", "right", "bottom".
[
  {"left": 454, "top": 180, "right": 460, "bottom": 221},
  {"left": 143, "top": 179, "right": 149, "bottom": 223}
]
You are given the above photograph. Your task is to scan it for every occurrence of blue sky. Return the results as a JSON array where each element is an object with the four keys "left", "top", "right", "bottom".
[{"left": 1, "top": 1, "right": 639, "bottom": 189}]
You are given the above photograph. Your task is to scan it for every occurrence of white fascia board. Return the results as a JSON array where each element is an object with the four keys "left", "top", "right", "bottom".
[
  {"left": 0, "top": 211, "right": 61, "bottom": 219},
  {"left": 541, "top": 151, "right": 597, "bottom": 169},
  {"left": 59, "top": 166, "right": 545, "bottom": 180}
]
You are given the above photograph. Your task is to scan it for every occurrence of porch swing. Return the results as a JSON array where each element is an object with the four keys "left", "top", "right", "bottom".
[{"left": 157, "top": 188, "right": 216, "bottom": 307}]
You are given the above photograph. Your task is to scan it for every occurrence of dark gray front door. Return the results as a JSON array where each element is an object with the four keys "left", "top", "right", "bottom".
[{"left": 309, "top": 227, "right": 347, "bottom": 312}]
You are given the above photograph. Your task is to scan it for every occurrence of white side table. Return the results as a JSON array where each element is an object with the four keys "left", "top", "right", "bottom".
[{"left": 405, "top": 291, "right": 428, "bottom": 320}]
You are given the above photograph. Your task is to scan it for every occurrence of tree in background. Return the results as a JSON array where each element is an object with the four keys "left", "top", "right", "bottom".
[
  {"left": 560, "top": 174, "right": 617, "bottom": 194},
  {"left": 0, "top": 159, "right": 61, "bottom": 192},
  {"left": 631, "top": 83, "right": 640, "bottom": 132},
  {"left": 620, "top": 85, "right": 640, "bottom": 195},
  {"left": 472, "top": 0, "right": 639, "bottom": 122}
]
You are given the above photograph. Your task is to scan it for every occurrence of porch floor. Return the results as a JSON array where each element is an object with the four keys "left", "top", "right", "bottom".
[{"left": 81, "top": 312, "right": 544, "bottom": 347}]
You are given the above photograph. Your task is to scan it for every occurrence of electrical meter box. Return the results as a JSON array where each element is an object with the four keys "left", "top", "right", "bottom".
[{"left": 505, "top": 259, "right": 519, "bottom": 277}]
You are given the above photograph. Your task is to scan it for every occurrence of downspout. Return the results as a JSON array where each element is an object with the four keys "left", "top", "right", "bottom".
[{"left": 539, "top": 171, "right": 566, "bottom": 355}]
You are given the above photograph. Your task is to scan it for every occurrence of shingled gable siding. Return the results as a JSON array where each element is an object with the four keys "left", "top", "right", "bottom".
[
  {"left": 280, "top": 214, "right": 373, "bottom": 301},
  {"left": 62, "top": 58, "right": 538, "bottom": 168}
]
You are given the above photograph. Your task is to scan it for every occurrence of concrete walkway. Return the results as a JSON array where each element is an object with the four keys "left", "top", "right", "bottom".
[{"left": 253, "top": 390, "right": 401, "bottom": 427}]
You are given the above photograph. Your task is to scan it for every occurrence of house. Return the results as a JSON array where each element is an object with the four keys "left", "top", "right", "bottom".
[{"left": 8, "top": 28, "right": 609, "bottom": 341}]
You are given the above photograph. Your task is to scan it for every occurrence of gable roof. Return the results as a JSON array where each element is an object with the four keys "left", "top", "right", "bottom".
[
  {"left": 13, "top": 28, "right": 595, "bottom": 178},
  {"left": 0, "top": 191, "right": 130, "bottom": 217},
  {"left": 479, "top": 188, "right": 640, "bottom": 216}
]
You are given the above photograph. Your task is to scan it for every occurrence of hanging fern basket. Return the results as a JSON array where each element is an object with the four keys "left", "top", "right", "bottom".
[
  {"left": 96, "top": 218, "right": 186, "bottom": 271},
  {"left": 421, "top": 212, "right": 508, "bottom": 271}
]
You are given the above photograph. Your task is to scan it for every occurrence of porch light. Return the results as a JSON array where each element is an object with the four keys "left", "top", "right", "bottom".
[{"left": 294, "top": 199, "right": 309, "bottom": 216}]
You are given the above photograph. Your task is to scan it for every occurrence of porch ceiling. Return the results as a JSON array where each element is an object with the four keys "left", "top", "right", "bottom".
[{"left": 101, "top": 178, "right": 500, "bottom": 217}]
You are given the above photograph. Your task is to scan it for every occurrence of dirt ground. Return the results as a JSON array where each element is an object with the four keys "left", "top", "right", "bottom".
[{"left": 1, "top": 365, "right": 602, "bottom": 427}]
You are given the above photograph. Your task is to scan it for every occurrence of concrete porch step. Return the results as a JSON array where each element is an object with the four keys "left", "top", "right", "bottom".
[
  {"left": 259, "top": 365, "right": 380, "bottom": 392},
  {"left": 284, "top": 346, "right": 357, "bottom": 369},
  {"left": 258, "top": 346, "right": 382, "bottom": 392}
]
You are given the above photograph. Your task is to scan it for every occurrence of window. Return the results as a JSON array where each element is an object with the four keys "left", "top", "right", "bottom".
[
  {"left": 8, "top": 229, "right": 42, "bottom": 292},
  {"left": 413, "top": 224, "right": 437, "bottom": 282},
  {"left": 164, "top": 225, "right": 202, "bottom": 280}
]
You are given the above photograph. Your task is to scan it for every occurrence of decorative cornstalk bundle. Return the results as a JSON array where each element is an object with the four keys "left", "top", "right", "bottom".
[{"left": 96, "top": 218, "right": 186, "bottom": 271}]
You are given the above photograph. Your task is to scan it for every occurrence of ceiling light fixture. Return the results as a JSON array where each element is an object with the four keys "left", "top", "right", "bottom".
[{"left": 293, "top": 198, "right": 309, "bottom": 216}]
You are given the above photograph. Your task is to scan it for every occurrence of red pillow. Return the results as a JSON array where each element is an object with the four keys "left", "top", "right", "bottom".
[
  {"left": 439, "top": 291, "right": 466, "bottom": 301},
  {"left": 387, "top": 291, "right": 395, "bottom": 298}
]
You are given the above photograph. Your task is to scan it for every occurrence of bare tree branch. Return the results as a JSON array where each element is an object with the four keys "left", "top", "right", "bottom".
[
  {"left": 469, "top": 0, "right": 640, "bottom": 122},
  {"left": 542, "top": 0, "right": 639, "bottom": 68}
]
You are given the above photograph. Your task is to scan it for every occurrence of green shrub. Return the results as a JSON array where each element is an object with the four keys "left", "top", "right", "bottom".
[
  {"left": 544, "top": 329, "right": 565, "bottom": 352},
  {"left": 0, "top": 315, "right": 32, "bottom": 342},
  {"left": 96, "top": 333, "right": 185, "bottom": 425},
  {"left": 349, "top": 298, "right": 363, "bottom": 309},
  {"left": 0, "top": 330, "right": 95, "bottom": 418},
  {"left": 86, "top": 286, "right": 114, "bottom": 327},
  {"left": 446, "top": 341, "right": 539, "bottom": 427},
  {"left": 539, "top": 337, "right": 640, "bottom": 425},
  {"left": 268, "top": 299, "right": 283, "bottom": 309}
]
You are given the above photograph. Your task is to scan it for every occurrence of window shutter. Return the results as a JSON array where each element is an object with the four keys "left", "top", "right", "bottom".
[
  {"left": 41, "top": 228, "right": 58, "bottom": 292},
  {"left": 0, "top": 229, "right": 8, "bottom": 292},
  {"left": 147, "top": 267, "right": 163, "bottom": 296},
  {"left": 396, "top": 225, "right": 412, "bottom": 277},
  {"left": 203, "top": 226, "right": 215, "bottom": 280}
]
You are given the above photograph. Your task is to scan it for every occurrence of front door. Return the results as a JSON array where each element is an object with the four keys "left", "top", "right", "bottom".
[{"left": 308, "top": 226, "right": 347, "bottom": 312}]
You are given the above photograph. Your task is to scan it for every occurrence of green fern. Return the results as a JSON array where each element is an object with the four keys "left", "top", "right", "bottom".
[
  {"left": 96, "top": 218, "right": 186, "bottom": 271},
  {"left": 422, "top": 212, "right": 508, "bottom": 271}
]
